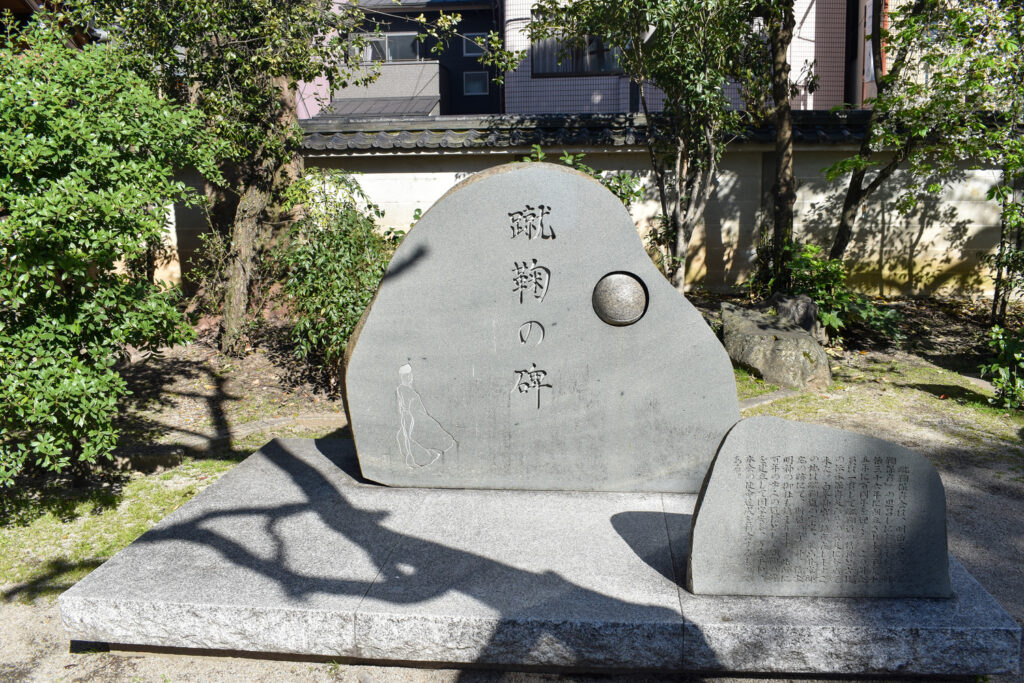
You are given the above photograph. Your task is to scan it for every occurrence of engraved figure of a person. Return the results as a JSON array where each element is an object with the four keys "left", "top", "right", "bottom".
[{"left": 396, "top": 364, "right": 455, "bottom": 468}]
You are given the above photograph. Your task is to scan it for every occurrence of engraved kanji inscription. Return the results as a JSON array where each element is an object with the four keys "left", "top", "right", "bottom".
[
  {"left": 509, "top": 204, "right": 555, "bottom": 240},
  {"left": 734, "top": 450, "right": 911, "bottom": 586},
  {"left": 518, "top": 321, "right": 545, "bottom": 345},
  {"left": 512, "top": 363, "right": 551, "bottom": 409},
  {"left": 512, "top": 259, "right": 551, "bottom": 303}
]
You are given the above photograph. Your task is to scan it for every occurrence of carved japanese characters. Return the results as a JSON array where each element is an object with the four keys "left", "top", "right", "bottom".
[
  {"left": 343, "top": 163, "right": 740, "bottom": 492},
  {"left": 687, "top": 416, "right": 952, "bottom": 598}
]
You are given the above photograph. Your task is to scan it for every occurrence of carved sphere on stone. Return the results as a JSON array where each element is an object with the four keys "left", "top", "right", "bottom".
[{"left": 592, "top": 272, "right": 648, "bottom": 326}]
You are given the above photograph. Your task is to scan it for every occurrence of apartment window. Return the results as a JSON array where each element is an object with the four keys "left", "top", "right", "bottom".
[
  {"left": 463, "top": 33, "right": 486, "bottom": 57},
  {"left": 359, "top": 33, "right": 422, "bottom": 62},
  {"left": 464, "top": 71, "right": 489, "bottom": 96},
  {"left": 531, "top": 35, "right": 620, "bottom": 76}
]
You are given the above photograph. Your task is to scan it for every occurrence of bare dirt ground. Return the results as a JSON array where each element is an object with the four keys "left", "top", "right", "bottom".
[{"left": 2, "top": 301, "right": 1022, "bottom": 683}]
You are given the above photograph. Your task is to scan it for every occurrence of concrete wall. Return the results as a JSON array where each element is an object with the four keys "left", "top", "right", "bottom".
[
  {"left": 334, "top": 61, "right": 443, "bottom": 104},
  {"left": 166, "top": 145, "right": 1002, "bottom": 296},
  {"left": 298, "top": 146, "right": 1002, "bottom": 297}
]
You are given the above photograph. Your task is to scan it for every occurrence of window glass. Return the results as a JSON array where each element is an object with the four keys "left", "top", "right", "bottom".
[
  {"left": 387, "top": 33, "right": 420, "bottom": 61},
  {"left": 364, "top": 36, "right": 386, "bottom": 62},
  {"left": 531, "top": 35, "right": 621, "bottom": 76},
  {"left": 463, "top": 33, "right": 486, "bottom": 57},
  {"left": 464, "top": 71, "right": 488, "bottom": 96}
]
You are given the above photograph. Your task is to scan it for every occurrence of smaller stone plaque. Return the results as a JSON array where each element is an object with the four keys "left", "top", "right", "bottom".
[{"left": 687, "top": 416, "right": 952, "bottom": 598}]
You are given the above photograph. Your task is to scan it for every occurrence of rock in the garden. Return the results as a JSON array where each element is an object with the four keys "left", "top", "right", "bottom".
[
  {"left": 766, "top": 292, "right": 827, "bottom": 345},
  {"left": 687, "top": 416, "right": 952, "bottom": 598},
  {"left": 721, "top": 303, "right": 831, "bottom": 390},
  {"left": 344, "top": 162, "right": 740, "bottom": 492}
]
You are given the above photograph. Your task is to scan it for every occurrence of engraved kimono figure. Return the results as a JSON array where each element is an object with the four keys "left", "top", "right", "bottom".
[{"left": 396, "top": 364, "right": 455, "bottom": 467}]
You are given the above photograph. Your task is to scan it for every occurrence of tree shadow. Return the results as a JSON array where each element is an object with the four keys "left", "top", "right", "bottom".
[
  {"left": 90, "top": 439, "right": 718, "bottom": 674},
  {"left": 901, "top": 382, "right": 992, "bottom": 408},
  {"left": 0, "top": 473, "right": 126, "bottom": 529},
  {"left": 3, "top": 559, "right": 105, "bottom": 603},
  {"left": 799, "top": 175, "right": 985, "bottom": 299}
]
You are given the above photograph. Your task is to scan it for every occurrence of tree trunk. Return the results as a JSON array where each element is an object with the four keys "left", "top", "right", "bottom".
[
  {"left": 769, "top": 2, "right": 796, "bottom": 293},
  {"left": 220, "top": 163, "right": 273, "bottom": 356},
  {"left": 219, "top": 77, "right": 299, "bottom": 356},
  {"left": 828, "top": 0, "right": 929, "bottom": 261},
  {"left": 830, "top": 167, "right": 866, "bottom": 260}
]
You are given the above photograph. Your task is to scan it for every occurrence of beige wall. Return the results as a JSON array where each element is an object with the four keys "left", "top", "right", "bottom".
[
  {"left": 304, "top": 147, "right": 1004, "bottom": 297},
  {"left": 168, "top": 147, "right": 1003, "bottom": 297}
]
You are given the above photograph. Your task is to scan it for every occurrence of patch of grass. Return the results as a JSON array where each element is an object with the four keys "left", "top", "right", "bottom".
[
  {"left": 0, "top": 475, "right": 201, "bottom": 602},
  {"left": 0, "top": 425, "right": 342, "bottom": 604},
  {"left": 734, "top": 366, "right": 781, "bottom": 401},
  {"left": 748, "top": 355, "right": 1024, "bottom": 471}
]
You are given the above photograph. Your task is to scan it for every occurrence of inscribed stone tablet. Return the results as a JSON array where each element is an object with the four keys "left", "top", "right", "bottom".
[
  {"left": 343, "top": 163, "right": 739, "bottom": 492},
  {"left": 687, "top": 416, "right": 952, "bottom": 597}
]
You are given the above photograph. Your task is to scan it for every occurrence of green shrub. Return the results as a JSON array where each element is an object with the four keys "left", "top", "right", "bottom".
[
  {"left": 0, "top": 17, "right": 221, "bottom": 485},
  {"left": 282, "top": 170, "right": 400, "bottom": 385},
  {"left": 980, "top": 325, "right": 1024, "bottom": 410},
  {"left": 520, "top": 145, "right": 644, "bottom": 207},
  {"left": 753, "top": 244, "right": 902, "bottom": 343}
]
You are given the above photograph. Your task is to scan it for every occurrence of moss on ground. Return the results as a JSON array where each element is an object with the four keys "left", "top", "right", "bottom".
[
  {"left": 734, "top": 367, "right": 780, "bottom": 401},
  {"left": 746, "top": 353, "right": 1024, "bottom": 476}
]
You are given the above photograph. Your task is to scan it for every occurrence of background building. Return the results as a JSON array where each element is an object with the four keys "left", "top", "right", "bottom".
[{"left": 175, "top": 0, "right": 1000, "bottom": 296}]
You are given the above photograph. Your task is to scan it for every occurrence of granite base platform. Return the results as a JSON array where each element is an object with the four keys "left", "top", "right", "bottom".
[{"left": 60, "top": 439, "right": 1022, "bottom": 676}]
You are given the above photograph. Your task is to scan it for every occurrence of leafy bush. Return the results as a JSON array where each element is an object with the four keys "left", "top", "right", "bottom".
[
  {"left": 186, "top": 228, "right": 285, "bottom": 321},
  {"left": 282, "top": 171, "right": 400, "bottom": 385},
  {"left": 980, "top": 325, "right": 1024, "bottom": 410},
  {"left": 752, "top": 244, "right": 902, "bottom": 343},
  {"left": 0, "top": 18, "right": 221, "bottom": 485},
  {"left": 520, "top": 145, "right": 644, "bottom": 206}
]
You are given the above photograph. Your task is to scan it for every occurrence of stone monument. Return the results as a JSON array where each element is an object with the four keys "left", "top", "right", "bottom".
[
  {"left": 57, "top": 162, "right": 1021, "bottom": 677},
  {"left": 344, "top": 163, "right": 738, "bottom": 492},
  {"left": 687, "top": 417, "right": 951, "bottom": 598}
]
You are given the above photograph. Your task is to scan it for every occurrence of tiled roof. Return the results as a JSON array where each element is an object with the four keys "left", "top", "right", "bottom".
[
  {"left": 358, "top": 0, "right": 494, "bottom": 9},
  {"left": 301, "top": 111, "right": 871, "bottom": 154},
  {"left": 328, "top": 96, "right": 439, "bottom": 118}
]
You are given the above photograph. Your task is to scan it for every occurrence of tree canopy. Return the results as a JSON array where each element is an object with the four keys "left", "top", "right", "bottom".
[
  {"left": 528, "top": 0, "right": 762, "bottom": 286},
  {"left": 0, "top": 16, "right": 221, "bottom": 484}
]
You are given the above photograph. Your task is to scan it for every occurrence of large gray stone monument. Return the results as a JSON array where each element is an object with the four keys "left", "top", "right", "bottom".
[
  {"left": 56, "top": 162, "right": 1021, "bottom": 677},
  {"left": 344, "top": 163, "right": 739, "bottom": 492},
  {"left": 687, "top": 416, "right": 952, "bottom": 598}
]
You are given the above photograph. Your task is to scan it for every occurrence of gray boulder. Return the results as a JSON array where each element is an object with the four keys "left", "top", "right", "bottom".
[
  {"left": 721, "top": 303, "right": 831, "bottom": 390},
  {"left": 765, "top": 292, "right": 828, "bottom": 344}
]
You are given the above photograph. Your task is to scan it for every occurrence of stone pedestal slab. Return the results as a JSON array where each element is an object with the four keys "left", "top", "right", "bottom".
[{"left": 60, "top": 439, "right": 1021, "bottom": 675}]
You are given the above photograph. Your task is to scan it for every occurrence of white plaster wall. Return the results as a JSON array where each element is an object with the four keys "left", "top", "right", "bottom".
[
  {"left": 168, "top": 149, "right": 1003, "bottom": 296},
  {"left": 305, "top": 148, "right": 1002, "bottom": 296}
]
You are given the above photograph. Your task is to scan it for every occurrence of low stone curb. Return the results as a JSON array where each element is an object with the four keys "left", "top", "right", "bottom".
[
  {"left": 738, "top": 388, "right": 798, "bottom": 411},
  {"left": 133, "top": 414, "right": 349, "bottom": 457},
  {"left": 174, "top": 413, "right": 348, "bottom": 450}
]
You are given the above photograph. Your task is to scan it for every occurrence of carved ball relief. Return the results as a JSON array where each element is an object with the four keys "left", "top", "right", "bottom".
[{"left": 592, "top": 272, "right": 648, "bottom": 326}]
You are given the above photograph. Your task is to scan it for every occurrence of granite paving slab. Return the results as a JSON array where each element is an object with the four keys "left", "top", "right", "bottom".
[{"left": 60, "top": 439, "right": 1022, "bottom": 676}]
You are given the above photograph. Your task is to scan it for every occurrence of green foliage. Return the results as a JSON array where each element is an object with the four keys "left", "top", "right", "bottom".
[
  {"left": 520, "top": 145, "right": 643, "bottom": 207},
  {"left": 753, "top": 244, "right": 901, "bottom": 342},
  {"left": 0, "top": 17, "right": 221, "bottom": 485},
  {"left": 282, "top": 171, "right": 400, "bottom": 384},
  {"left": 185, "top": 228, "right": 285, "bottom": 321},
  {"left": 79, "top": 0, "right": 522, "bottom": 354},
  {"left": 981, "top": 326, "right": 1024, "bottom": 410},
  {"left": 527, "top": 0, "right": 763, "bottom": 283},
  {"left": 402, "top": 9, "right": 523, "bottom": 83},
  {"left": 825, "top": 0, "right": 1023, "bottom": 224},
  {"left": 82, "top": 0, "right": 372, "bottom": 169}
]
